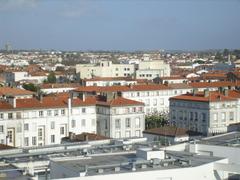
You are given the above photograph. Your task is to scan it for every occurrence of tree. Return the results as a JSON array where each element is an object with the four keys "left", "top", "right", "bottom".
[
  {"left": 47, "top": 71, "right": 56, "bottom": 83},
  {"left": 145, "top": 112, "right": 169, "bottom": 129},
  {"left": 22, "top": 83, "right": 38, "bottom": 92}
]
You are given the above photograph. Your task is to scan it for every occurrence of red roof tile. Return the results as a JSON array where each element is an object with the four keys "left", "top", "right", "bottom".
[
  {"left": 0, "top": 87, "right": 34, "bottom": 96},
  {"left": 170, "top": 91, "right": 238, "bottom": 102},
  {"left": 143, "top": 126, "right": 190, "bottom": 137},
  {"left": 74, "top": 84, "right": 170, "bottom": 93}
]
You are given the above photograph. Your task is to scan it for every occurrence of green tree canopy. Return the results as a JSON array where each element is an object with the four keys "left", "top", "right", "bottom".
[
  {"left": 47, "top": 71, "right": 57, "bottom": 83},
  {"left": 145, "top": 112, "right": 169, "bottom": 130},
  {"left": 22, "top": 83, "right": 38, "bottom": 92}
]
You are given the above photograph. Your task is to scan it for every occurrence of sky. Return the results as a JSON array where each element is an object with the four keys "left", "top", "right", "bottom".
[{"left": 0, "top": 0, "right": 240, "bottom": 51}]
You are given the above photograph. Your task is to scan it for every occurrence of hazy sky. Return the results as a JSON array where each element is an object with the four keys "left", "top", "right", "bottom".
[{"left": 1, "top": 0, "right": 240, "bottom": 51}]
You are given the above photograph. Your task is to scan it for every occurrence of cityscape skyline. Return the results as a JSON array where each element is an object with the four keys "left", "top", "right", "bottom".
[{"left": 1, "top": 0, "right": 240, "bottom": 51}]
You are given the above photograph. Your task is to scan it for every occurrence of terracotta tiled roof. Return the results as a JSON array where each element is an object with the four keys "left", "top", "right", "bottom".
[
  {"left": 96, "top": 96, "right": 144, "bottom": 107},
  {"left": 0, "top": 101, "right": 13, "bottom": 109},
  {"left": 189, "top": 81, "right": 237, "bottom": 88},
  {"left": 74, "top": 84, "right": 170, "bottom": 93},
  {"left": 168, "top": 83, "right": 192, "bottom": 89},
  {"left": 143, "top": 126, "right": 190, "bottom": 137},
  {"left": 40, "top": 83, "right": 80, "bottom": 89},
  {"left": 170, "top": 91, "right": 238, "bottom": 102},
  {"left": 0, "top": 94, "right": 143, "bottom": 110},
  {"left": 83, "top": 77, "right": 136, "bottom": 82},
  {"left": 14, "top": 96, "right": 96, "bottom": 109},
  {"left": 64, "top": 132, "right": 110, "bottom": 142},
  {"left": 0, "top": 87, "right": 34, "bottom": 96},
  {"left": 201, "top": 73, "right": 227, "bottom": 79},
  {"left": 158, "top": 76, "right": 187, "bottom": 80},
  {"left": 0, "top": 144, "right": 15, "bottom": 150}
]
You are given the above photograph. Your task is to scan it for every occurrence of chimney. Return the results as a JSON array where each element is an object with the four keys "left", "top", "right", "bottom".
[
  {"left": 79, "top": 92, "right": 86, "bottom": 101},
  {"left": 106, "top": 92, "right": 115, "bottom": 101},
  {"left": 7, "top": 96, "right": 16, "bottom": 108},
  {"left": 68, "top": 96, "right": 72, "bottom": 115},
  {"left": 193, "top": 88, "right": 198, "bottom": 96},
  {"left": 223, "top": 89, "right": 229, "bottom": 96},
  {"left": 218, "top": 87, "right": 224, "bottom": 93},
  {"left": 204, "top": 89, "right": 209, "bottom": 97},
  {"left": 129, "top": 83, "right": 133, "bottom": 89}
]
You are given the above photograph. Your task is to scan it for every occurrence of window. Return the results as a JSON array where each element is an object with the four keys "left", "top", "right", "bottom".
[
  {"left": 71, "top": 120, "right": 76, "bottom": 128},
  {"left": 135, "top": 130, "right": 141, "bottom": 137},
  {"left": 125, "top": 108, "right": 130, "bottom": 113},
  {"left": 7, "top": 130, "right": 13, "bottom": 143},
  {"left": 60, "top": 127, "right": 65, "bottom": 135},
  {"left": 179, "top": 111, "right": 183, "bottom": 120},
  {"left": 132, "top": 107, "right": 136, "bottom": 113},
  {"left": 153, "top": 99, "right": 157, "bottom": 106},
  {"left": 159, "top": 98, "right": 164, "bottom": 105},
  {"left": 0, "top": 125, "right": 3, "bottom": 133},
  {"left": 16, "top": 112, "right": 21, "bottom": 119},
  {"left": 202, "top": 113, "right": 206, "bottom": 122},
  {"left": 39, "top": 111, "right": 43, "bottom": 117},
  {"left": 61, "top": 109, "right": 65, "bottom": 115},
  {"left": 221, "top": 112, "right": 226, "bottom": 122},
  {"left": 190, "top": 112, "right": 193, "bottom": 120},
  {"left": 47, "top": 110, "right": 52, "bottom": 116},
  {"left": 138, "top": 107, "right": 143, "bottom": 112},
  {"left": 24, "top": 137, "right": 29, "bottom": 146},
  {"left": 51, "top": 122, "right": 55, "bottom": 129},
  {"left": 32, "top": 137, "right": 37, "bottom": 146},
  {"left": 0, "top": 113, "right": 3, "bottom": 119},
  {"left": 135, "top": 118, "right": 140, "bottom": 128},
  {"left": 91, "top": 119, "right": 96, "bottom": 127},
  {"left": 8, "top": 113, "right": 13, "bottom": 119},
  {"left": 126, "top": 118, "right": 131, "bottom": 128},
  {"left": 194, "top": 112, "right": 198, "bottom": 121},
  {"left": 32, "top": 111, "right": 37, "bottom": 118},
  {"left": 213, "top": 113, "right": 218, "bottom": 122},
  {"left": 125, "top": 131, "right": 131, "bottom": 138},
  {"left": 51, "top": 135, "right": 55, "bottom": 143},
  {"left": 24, "top": 123, "right": 29, "bottom": 131},
  {"left": 172, "top": 110, "right": 176, "bottom": 119},
  {"left": 104, "top": 119, "right": 108, "bottom": 129},
  {"left": 54, "top": 110, "right": 58, "bottom": 116},
  {"left": 184, "top": 111, "right": 187, "bottom": 120},
  {"left": 115, "top": 119, "right": 121, "bottom": 129},
  {"left": 230, "top": 112, "right": 234, "bottom": 121},
  {"left": 81, "top": 119, "right": 86, "bottom": 127},
  {"left": 146, "top": 99, "right": 150, "bottom": 106},
  {"left": 82, "top": 108, "right": 86, "bottom": 113},
  {"left": 38, "top": 128, "right": 43, "bottom": 141},
  {"left": 115, "top": 132, "right": 121, "bottom": 138}
]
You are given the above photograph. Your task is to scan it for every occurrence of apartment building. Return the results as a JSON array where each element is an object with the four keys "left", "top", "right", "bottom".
[
  {"left": 96, "top": 93, "right": 145, "bottom": 138},
  {"left": 81, "top": 77, "right": 138, "bottom": 87},
  {"left": 0, "top": 89, "right": 144, "bottom": 147},
  {"left": 76, "top": 61, "right": 135, "bottom": 79},
  {"left": 74, "top": 84, "right": 193, "bottom": 114},
  {"left": 136, "top": 60, "right": 171, "bottom": 80},
  {"left": 76, "top": 60, "right": 170, "bottom": 80},
  {"left": 0, "top": 93, "right": 96, "bottom": 147},
  {"left": 169, "top": 89, "right": 240, "bottom": 135}
]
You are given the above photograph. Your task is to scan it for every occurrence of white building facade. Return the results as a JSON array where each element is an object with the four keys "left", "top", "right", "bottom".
[{"left": 169, "top": 90, "right": 240, "bottom": 135}]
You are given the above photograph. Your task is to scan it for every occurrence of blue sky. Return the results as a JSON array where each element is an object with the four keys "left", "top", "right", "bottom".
[{"left": 0, "top": 0, "right": 240, "bottom": 51}]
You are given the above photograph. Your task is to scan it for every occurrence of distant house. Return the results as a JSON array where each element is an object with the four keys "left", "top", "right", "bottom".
[{"left": 143, "top": 126, "right": 200, "bottom": 144}]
